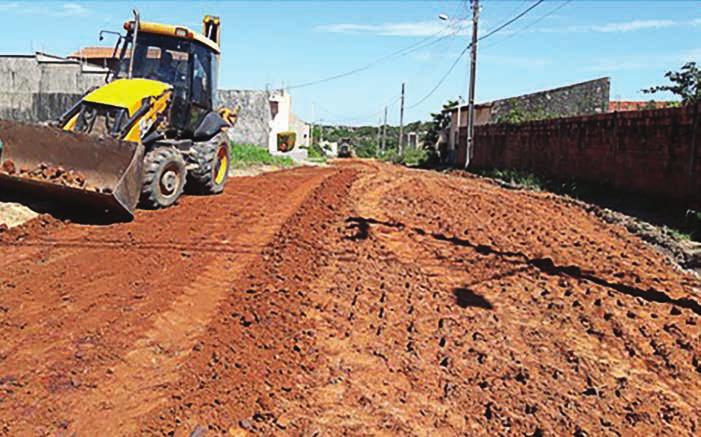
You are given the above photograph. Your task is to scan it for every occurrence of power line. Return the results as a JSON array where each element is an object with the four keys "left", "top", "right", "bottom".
[
  {"left": 407, "top": 0, "right": 546, "bottom": 111},
  {"left": 477, "top": 0, "right": 545, "bottom": 42},
  {"left": 488, "top": 0, "right": 529, "bottom": 27},
  {"left": 316, "top": 94, "right": 402, "bottom": 125},
  {"left": 286, "top": 15, "right": 468, "bottom": 90},
  {"left": 303, "top": 0, "right": 548, "bottom": 123},
  {"left": 407, "top": 44, "right": 471, "bottom": 109},
  {"left": 482, "top": 0, "right": 573, "bottom": 49}
]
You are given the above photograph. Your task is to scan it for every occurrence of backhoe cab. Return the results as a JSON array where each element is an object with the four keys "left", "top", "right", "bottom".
[{"left": 0, "top": 11, "right": 237, "bottom": 218}]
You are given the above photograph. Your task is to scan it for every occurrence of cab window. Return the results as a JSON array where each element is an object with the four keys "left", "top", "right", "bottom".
[
  {"left": 117, "top": 33, "right": 190, "bottom": 90},
  {"left": 191, "top": 44, "right": 212, "bottom": 108}
]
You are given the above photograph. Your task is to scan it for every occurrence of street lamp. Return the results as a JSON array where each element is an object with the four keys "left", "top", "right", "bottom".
[{"left": 438, "top": 6, "right": 477, "bottom": 168}]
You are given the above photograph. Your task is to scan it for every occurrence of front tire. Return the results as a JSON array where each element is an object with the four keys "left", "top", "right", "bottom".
[
  {"left": 140, "top": 147, "right": 187, "bottom": 209},
  {"left": 186, "top": 135, "right": 230, "bottom": 194}
]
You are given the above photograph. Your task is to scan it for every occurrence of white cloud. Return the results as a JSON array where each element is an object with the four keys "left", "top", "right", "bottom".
[
  {"left": 0, "top": 2, "right": 92, "bottom": 18},
  {"left": 584, "top": 49, "right": 701, "bottom": 73},
  {"left": 587, "top": 19, "right": 676, "bottom": 33},
  {"left": 316, "top": 20, "right": 468, "bottom": 37},
  {"left": 57, "top": 3, "right": 90, "bottom": 17},
  {"left": 0, "top": 2, "right": 19, "bottom": 11},
  {"left": 535, "top": 18, "right": 700, "bottom": 34},
  {"left": 316, "top": 17, "right": 696, "bottom": 38}
]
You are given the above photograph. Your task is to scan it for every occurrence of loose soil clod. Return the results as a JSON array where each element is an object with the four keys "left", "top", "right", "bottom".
[
  {"left": 1, "top": 161, "right": 91, "bottom": 190},
  {"left": 1, "top": 159, "right": 16, "bottom": 175}
]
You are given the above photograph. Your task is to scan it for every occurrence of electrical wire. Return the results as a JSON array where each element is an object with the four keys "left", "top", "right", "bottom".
[
  {"left": 482, "top": 0, "right": 574, "bottom": 49},
  {"left": 317, "top": 94, "right": 402, "bottom": 125},
  {"left": 406, "top": 0, "right": 547, "bottom": 111},
  {"left": 407, "top": 44, "right": 471, "bottom": 109},
  {"left": 304, "top": 0, "right": 549, "bottom": 123},
  {"left": 286, "top": 14, "right": 468, "bottom": 90},
  {"left": 477, "top": 0, "right": 545, "bottom": 42},
  {"left": 487, "top": 0, "right": 530, "bottom": 28}
]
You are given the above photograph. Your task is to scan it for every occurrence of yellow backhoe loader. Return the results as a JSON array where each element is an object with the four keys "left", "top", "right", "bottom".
[{"left": 0, "top": 11, "right": 238, "bottom": 219}]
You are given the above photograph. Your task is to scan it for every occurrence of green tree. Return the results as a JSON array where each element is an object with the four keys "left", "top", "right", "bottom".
[
  {"left": 422, "top": 100, "right": 457, "bottom": 150},
  {"left": 643, "top": 62, "right": 700, "bottom": 104}
]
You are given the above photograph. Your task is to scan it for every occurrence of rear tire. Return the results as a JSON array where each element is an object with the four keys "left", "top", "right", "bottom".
[
  {"left": 140, "top": 147, "right": 187, "bottom": 209},
  {"left": 186, "top": 135, "right": 230, "bottom": 194}
]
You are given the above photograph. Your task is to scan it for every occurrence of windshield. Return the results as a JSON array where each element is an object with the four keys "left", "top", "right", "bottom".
[{"left": 117, "top": 32, "right": 190, "bottom": 88}]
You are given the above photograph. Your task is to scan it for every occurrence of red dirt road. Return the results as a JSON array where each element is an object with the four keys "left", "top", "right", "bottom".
[{"left": 0, "top": 161, "right": 699, "bottom": 435}]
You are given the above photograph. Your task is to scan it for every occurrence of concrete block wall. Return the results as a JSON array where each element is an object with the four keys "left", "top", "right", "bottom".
[
  {"left": 216, "top": 89, "right": 271, "bottom": 147},
  {"left": 289, "top": 112, "right": 310, "bottom": 149},
  {"left": 487, "top": 77, "right": 610, "bottom": 123},
  {"left": 0, "top": 55, "right": 105, "bottom": 122},
  {"left": 0, "top": 56, "right": 306, "bottom": 153},
  {"left": 460, "top": 103, "right": 701, "bottom": 205}
]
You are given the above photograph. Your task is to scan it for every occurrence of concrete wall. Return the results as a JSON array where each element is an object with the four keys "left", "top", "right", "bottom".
[
  {"left": 216, "top": 89, "right": 271, "bottom": 147},
  {"left": 289, "top": 112, "right": 310, "bottom": 149},
  {"left": 486, "top": 77, "right": 610, "bottom": 123},
  {"left": 216, "top": 89, "right": 309, "bottom": 155},
  {"left": 0, "top": 55, "right": 309, "bottom": 155},
  {"left": 458, "top": 103, "right": 701, "bottom": 206},
  {"left": 267, "top": 90, "right": 290, "bottom": 154},
  {"left": 0, "top": 54, "right": 106, "bottom": 122}
]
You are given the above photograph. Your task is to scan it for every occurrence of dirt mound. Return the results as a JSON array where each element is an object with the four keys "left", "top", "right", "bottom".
[{"left": 0, "top": 161, "right": 698, "bottom": 435}]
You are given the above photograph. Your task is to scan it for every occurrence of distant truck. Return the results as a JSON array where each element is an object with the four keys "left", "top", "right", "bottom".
[{"left": 337, "top": 138, "right": 353, "bottom": 158}]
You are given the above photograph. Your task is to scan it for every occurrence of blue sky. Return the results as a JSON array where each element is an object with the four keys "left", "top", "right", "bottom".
[{"left": 0, "top": 1, "right": 698, "bottom": 125}]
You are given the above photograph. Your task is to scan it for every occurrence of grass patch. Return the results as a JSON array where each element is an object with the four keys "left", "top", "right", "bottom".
[
  {"left": 664, "top": 226, "right": 692, "bottom": 241},
  {"left": 474, "top": 167, "right": 699, "bottom": 242},
  {"left": 474, "top": 168, "right": 546, "bottom": 191},
  {"left": 304, "top": 143, "right": 328, "bottom": 163},
  {"left": 229, "top": 143, "right": 295, "bottom": 169},
  {"left": 379, "top": 148, "right": 428, "bottom": 167}
]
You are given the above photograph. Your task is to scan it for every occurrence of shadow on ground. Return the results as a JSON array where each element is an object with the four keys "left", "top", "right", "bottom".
[{"left": 0, "top": 192, "right": 130, "bottom": 226}]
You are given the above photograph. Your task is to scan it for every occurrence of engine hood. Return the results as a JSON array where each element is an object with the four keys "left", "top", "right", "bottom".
[{"left": 83, "top": 78, "right": 172, "bottom": 116}]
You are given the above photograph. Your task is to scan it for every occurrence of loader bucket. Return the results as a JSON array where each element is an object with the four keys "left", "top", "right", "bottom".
[{"left": 0, "top": 120, "right": 144, "bottom": 219}]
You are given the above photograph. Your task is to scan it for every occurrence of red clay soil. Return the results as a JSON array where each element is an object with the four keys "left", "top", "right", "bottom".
[{"left": 0, "top": 161, "right": 699, "bottom": 436}]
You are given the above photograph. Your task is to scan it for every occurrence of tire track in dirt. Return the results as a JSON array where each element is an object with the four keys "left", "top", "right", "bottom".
[
  {"left": 2, "top": 160, "right": 700, "bottom": 435},
  {"left": 264, "top": 161, "right": 699, "bottom": 435},
  {"left": 136, "top": 167, "right": 360, "bottom": 434},
  {"left": 0, "top": 167, "right": 333, "bottom": 435},
  {"left": 349, "top": 163, "right": 701, "bottom": 435},
  {"left": 68, "top": 168, "right": 333, "bottom": 434}
]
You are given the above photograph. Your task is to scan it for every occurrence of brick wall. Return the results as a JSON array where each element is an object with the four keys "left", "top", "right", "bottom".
[{"left": 458, "top": 103, "right": 701, "bottom": 205}]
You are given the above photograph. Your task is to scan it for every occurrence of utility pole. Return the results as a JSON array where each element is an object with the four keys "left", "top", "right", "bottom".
[
  {"left": 399, "top": 82, "right": 405, "bottom": 154},
  {"left": 465, "top": 0, "right": 479, "bottom": 169},
  {"left": 455, "top": 98, "right": 462, "bottom": 160},
  {"left": 376, "top": 116, "right": 382, "bottom": 149},
  {"left": 381, "top": 106, "right": 387, "bottom": 151},
  {"left": 310, "top": 102, "right": 315, "bottom": 147}
]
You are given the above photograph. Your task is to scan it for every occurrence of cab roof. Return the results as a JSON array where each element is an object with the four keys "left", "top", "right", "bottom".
[{"left": 124, "top": 20, "right": 220, "bottom": 54}]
